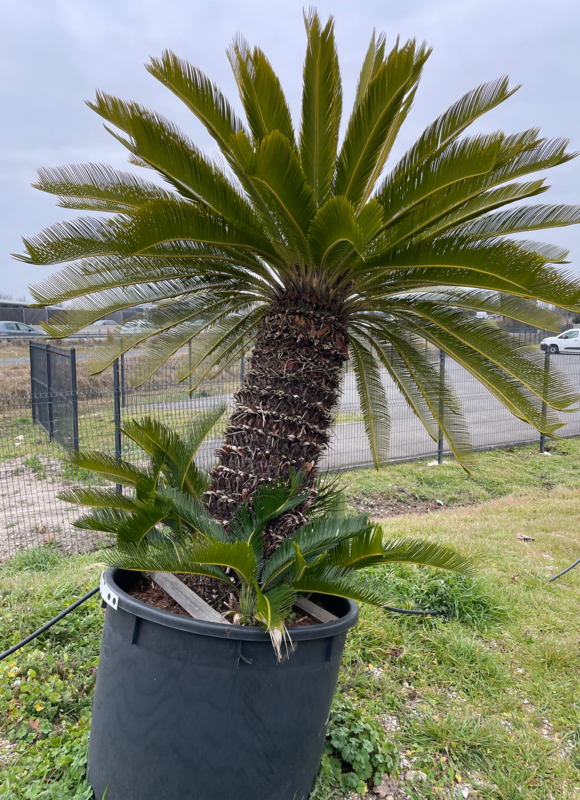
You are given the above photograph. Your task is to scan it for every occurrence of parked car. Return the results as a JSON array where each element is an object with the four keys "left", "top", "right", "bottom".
[
  {"left": 0, "top": 321, "right": 48, "bottom": 337},
  {"left": 541, "top": 329, "right": 580, "bottom": 354}
]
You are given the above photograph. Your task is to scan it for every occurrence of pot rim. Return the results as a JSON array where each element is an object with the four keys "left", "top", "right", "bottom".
[{"left": 103, "top": 567, "right": 359, "bottom": 642}]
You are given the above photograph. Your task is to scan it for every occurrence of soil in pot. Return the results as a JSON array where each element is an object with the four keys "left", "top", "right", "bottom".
[{"left": 128, "top": 573, "right": 322, "bottom": 627}]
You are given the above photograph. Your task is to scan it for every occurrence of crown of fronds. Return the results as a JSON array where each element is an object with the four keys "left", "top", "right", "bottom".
[{"left": 20, "top": 11, "right": 580, "bottom": 469}]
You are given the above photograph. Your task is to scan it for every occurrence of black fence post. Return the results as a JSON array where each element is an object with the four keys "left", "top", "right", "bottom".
[
  {"left": 113, "top": 358, "right": 123, "bottom": 494},
  {"left": 188, "top": 340, "right": 192, "bottom": 392},
  {"left": 120, "top": 353, "right": 126, "bottom": 409},
  {"left": 46, "top": 343, "right": 54, "bottom": 441},
  {"left": 70, "top": 347, "right": 79, "bottom": 451},
  {"left": 437, "top": 349, "right": 446, "bottom": 464},
  {"left": 29, "top": 341, "right": 36, "bottom": 424},
  {"left": 540, "top": 350, "right": 550, "bottom": 454}
]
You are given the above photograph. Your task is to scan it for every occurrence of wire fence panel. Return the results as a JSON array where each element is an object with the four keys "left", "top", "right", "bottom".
[
  {"left": 30, "top": 342, "right": 79, "bottom": 450},
  {"left": 2, "top": 340, "right": 580, "bottom": 558}
]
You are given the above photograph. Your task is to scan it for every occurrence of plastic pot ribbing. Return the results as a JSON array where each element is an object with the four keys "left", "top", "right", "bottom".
[{"left": 88, "top": 568, "right": 359, "bottom": 800}]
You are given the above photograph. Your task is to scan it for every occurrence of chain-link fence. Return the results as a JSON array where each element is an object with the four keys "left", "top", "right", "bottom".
[{"left": 1, "top": 335, "right": 579, "bottom": 558}]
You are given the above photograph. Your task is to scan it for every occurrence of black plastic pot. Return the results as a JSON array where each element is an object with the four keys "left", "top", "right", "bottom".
[{"left": 89, "top": 568, "right": 359, "bottom": 800}]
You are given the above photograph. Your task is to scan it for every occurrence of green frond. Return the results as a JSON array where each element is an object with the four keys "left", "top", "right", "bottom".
[
  {"left": 379, "top": 537, "right": 475, "bottom": 574},
  {"left": 227, "top": 37, "right": 296, "bottom": 146},
  {"left": 291, "top": 565, "right": 391, "bottom": 607},
  {"left": 121, "top": 198, "right": 280, "bottom": 263},
  {"left": 396, "top": 303, "right": 578, "bottom": 411},
  {"left": 146, "top": 50, "right": 247, "bottom": 155},
  {"left": 394, "top": 288, "right": 563, "bottom": 331},
  {"left": 28, "top": 254, "right": 229, "bottom": 306},
  {"left": 162, "top": 488, "right": 227, "bottom": 541},
  {"left": 255, "top": 584, "right": 296, "bottom": 634},
  {"left": 349, "top": 322, "right": 475, "bottom": 470},
  {"left": 379, "top": 132, "right": 503, "bottom": 231},
  {"left": 396, "top": 314, "right": 575, "bottom": 434},
  {"left": 87, "top": 92, "right": 260, "bottom": 228},
  {"left": 64, "top": 450, "right": 144, "bottom": 487},
  {"left": 57, "top": 487, "right": 136, "bottom": 511},
  {"left": 112, "top": 499, "right": 173, "bottom": 545},
  {"left": 73, "top": 507, "right": 130, "bottom": 534},
  {"left": 18, "top": 215, "right": 126, "bottom": 266},
  {"left": 229, "top": 472, "right": 310, "bottom": 552},
  {"left": 349, "top": 334, "right": 390, "bottom": 468},
  {"left": 246, "top": 131, "right": 316, "bottom": 259},
  {"left": 34, "top": 163, "right": 173, "bottom": 213},
  {"left": 408, "top": 181, "right": 549, "bottom": 245},
  {"left": 362, "top": 237, "right": 580, "bottom": 311},
  {"left": 300, "top": 11, "right": 342, "bottom": 205},
  {"left": 307, "top": 196, "right": 363, "bottom": 267},
  {"left": 454, "top": 204, "right": 580, "bottom": 240},
  {"left": 335, "top": 39, "right": 428, "bottom": 208},
  {"left": 173, "top": 306, "right": 264, "bottom": 388},
  {"left": 328, "top": 525, "right": 384, "bottom": 569},
  {"left": 261, "top": 514, "right": 373, "bottom": 588},
  {"left": 382, "top": 76, "right": 518, "bottom": 190},
  {"left": 110, "top": 538, "right": 257, "bottom": 584},
  {"left": 353, "top": 30, "right": 386, "bottom": 108},
  {"left": 102, "top": 541, "right": 233, "bottom": 586}
]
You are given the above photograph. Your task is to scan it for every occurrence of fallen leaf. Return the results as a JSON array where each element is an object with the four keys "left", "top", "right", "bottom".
[
  {"left": 516, "top": 533, "right": 535, "bottom": 542},
  {"left": 29, "top": 719, "right": 40, "bottom": 732},
  {"left": 511, "top": 574, "right": 519, "bottom": 581}
]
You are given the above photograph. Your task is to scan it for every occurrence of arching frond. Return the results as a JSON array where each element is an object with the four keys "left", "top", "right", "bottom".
[
  {"left": 146, "top": 50, "right": 248, "bottom": 154},
  {"left": 300, "top": 11, "right": 342, "bottom": 205},
  {"left": 349, "top": 333, "right": 390, "bottom": 468},
  {"left": 34, "top": 163, "right": 173, "bottom": 213},
  {"left": 228, "top": 37, "right": 296, "bottom": 147}
]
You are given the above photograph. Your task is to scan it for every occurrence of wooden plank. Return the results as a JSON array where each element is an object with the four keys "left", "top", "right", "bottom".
[
  {"left": 149, "top": 572, "right": 226, "bottom": 623},
  {"left": 294, "top": 596, "right": 337, "bottom": 624}
]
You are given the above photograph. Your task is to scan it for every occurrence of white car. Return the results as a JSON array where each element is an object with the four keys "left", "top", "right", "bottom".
[{"left": 541, "top": 329, "right": 580, "bottom": 354}]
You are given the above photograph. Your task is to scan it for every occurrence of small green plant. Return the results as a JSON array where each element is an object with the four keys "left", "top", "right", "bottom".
[
  {"left": 23, "top": 455, "right": 46, "bottom": 480},
  {"left": 319, "top": 695, "right": 399, "bottom": 794},
  {"left": 57, "top": 412, "right": 473, "bottom": 656}
]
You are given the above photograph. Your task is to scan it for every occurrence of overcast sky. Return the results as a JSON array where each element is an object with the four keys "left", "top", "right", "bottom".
[{"left": 1, "top": 0, "right": 578, "bottom": 300}]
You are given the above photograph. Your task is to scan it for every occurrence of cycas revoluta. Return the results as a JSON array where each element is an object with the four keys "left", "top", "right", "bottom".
[
  {"left": 20, "top": 11, "right": 580, "bottom": 547},
  {"left": 58, "top": 414, "right": 474, "bottom": 653}
]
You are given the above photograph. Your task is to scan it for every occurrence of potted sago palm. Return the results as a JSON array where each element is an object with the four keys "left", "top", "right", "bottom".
[
  {"left": 58, "top": 413, "right": 473, "bottom": 800},
  {"left": 20, "top": 8, "right": 580, "bottom": 799}
]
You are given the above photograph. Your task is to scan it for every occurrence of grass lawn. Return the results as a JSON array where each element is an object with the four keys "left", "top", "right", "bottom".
[{"left": 1, "top": 443, "right": 580, "bottom": 798}]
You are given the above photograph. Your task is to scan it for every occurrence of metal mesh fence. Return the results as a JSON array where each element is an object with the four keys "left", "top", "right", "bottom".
[{"left": 1, "top": 340, "right": 580, "bottom": 559}]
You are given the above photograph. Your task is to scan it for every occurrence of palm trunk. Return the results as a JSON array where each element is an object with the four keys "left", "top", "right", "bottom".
[{"left": 205, "top": 293, "right": 348, "bottom": 553}]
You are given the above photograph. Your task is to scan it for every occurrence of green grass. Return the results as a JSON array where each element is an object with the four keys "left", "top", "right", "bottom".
[
  {"left": 2, "top": 445, "right": 580, "bottom": 798},
  {"left": 343, "top": 436, "right": 580, "bottom": 510}
]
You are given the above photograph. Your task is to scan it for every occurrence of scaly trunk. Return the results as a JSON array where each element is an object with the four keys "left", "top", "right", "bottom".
[{"left": 205, "top": 293, "right": 348, "bottom": 553}]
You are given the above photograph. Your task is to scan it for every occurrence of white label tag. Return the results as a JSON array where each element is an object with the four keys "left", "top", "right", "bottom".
[{"left": 100, "top": 572, "right": 119, "bottom": 610}]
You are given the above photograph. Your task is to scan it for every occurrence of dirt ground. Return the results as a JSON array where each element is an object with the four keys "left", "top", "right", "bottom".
[{"left": 0, "top": 455, "right": 102, "bottom": 561}]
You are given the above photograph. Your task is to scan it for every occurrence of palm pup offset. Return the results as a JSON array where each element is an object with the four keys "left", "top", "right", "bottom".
[{"left": 21, "top": 11, "right": 580, "bottom": 550}]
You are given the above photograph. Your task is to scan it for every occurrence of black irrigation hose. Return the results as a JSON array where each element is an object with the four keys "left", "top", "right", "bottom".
[
  {"left": 383, "top": 604, "right": 445, "bottom": 617},
  {"left": 549, "top": 557, "right": 580, "bottom": 583},
  {"left": 0, "top": 586, "right": 100, "bottom": 663},
  {"left": 0, "top": 586, "right": 442, "bottom": 664}
]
